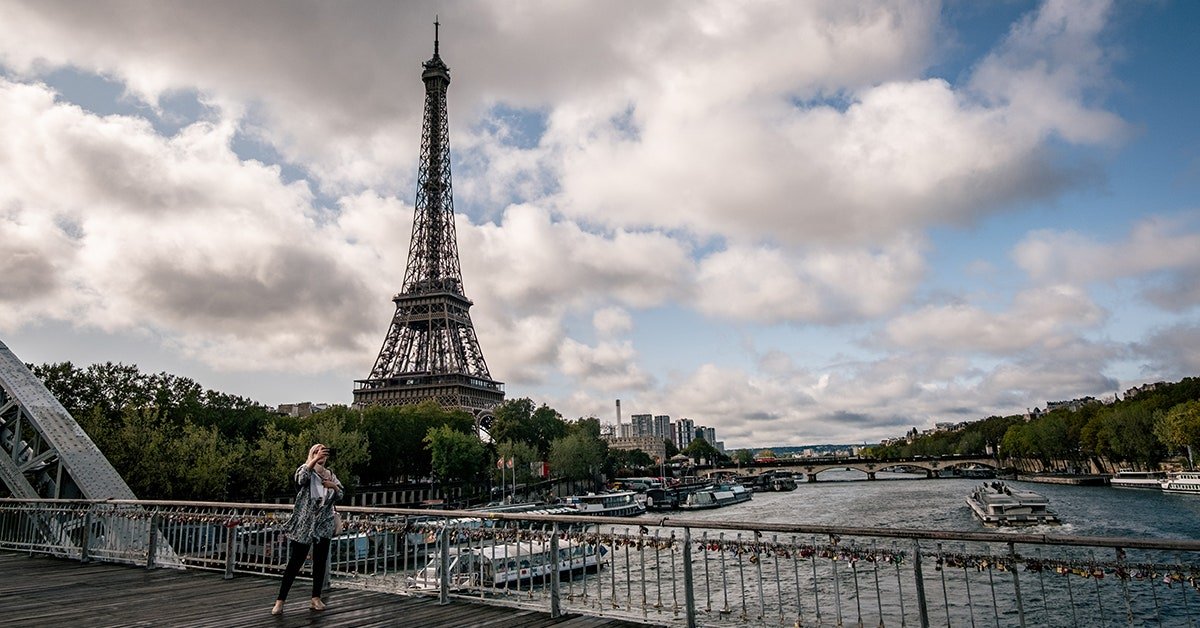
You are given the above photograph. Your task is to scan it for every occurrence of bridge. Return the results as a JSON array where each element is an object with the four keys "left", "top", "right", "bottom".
[
  {"left": 699, "top": 454, "right": 1000, "bottom": 481},
  {"left": 3, "top": 338, "right": 1199, "bottom": 627}
]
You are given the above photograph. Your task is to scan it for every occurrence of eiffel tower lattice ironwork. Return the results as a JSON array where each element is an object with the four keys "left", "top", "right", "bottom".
[{"left": 354, "top": 22, "right": 504, "bottom": 427}]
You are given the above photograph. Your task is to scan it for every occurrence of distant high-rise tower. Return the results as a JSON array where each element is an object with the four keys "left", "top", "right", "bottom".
[{"left": 354, "top": 21, "right": 504, "bottom": 429}]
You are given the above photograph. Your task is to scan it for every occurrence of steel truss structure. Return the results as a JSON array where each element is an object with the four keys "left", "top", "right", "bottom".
[
  {"left": 0, "top": 340, "right": 137, "bottom": 500},
  {"left": 354, "top": 23, "right": 504, "bottom": 428}
]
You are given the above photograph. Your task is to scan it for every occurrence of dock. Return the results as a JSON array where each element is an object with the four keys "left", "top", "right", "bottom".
[{"left": 0, "top": 552, "right": 654, "bottom": 628}]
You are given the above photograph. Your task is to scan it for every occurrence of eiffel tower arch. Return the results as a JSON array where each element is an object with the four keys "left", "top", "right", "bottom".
[{"left": 354, "top": 22, "right": 505, "bottom": 431}]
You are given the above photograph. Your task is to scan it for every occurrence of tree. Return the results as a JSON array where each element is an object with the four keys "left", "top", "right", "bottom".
[
  {"left": 549, "top": 432, "right": 607, "bottom": 483},
  {"left": 1155, "top": 400, "right": 1200, "bottom": 467},
  {"left": 683, "top": 438, "right": 722, "bottom": 463},
  {"left": 425, "top": 424, "right": 488, "bottom": 485},
  {"left": 494, "top": 440, "right": 539, "bottom": 486},
  {"left": 755, "top": 449, "right": 777, "bottom": 460},
  {"left": 489, "top": 398, "right": 568, "bottom": 456},
  {"left": 732, "top": 449, "right": 755, "bottom": 465},
  {"left": 355, "top": 401, "right": 473, "bottom": 484},
  {"left": 663, "top": 439, "right": 679, "bottom": 458}
]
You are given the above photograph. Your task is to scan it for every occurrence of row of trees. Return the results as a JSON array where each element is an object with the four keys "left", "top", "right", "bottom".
[
  {"left": 29, "top": 361, "right": 696, "bottom": 502},
  {"left": 865, "top": 378, "right": 1200, "bottom": 469}
]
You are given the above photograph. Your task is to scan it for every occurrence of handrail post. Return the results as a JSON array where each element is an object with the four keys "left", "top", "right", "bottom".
[
  {"left": 682, "top": 525, "right": 697, "bottom": 628},
  {"left": 439, "top": 521, "right": 451, "bottom": 605},
  {"left": 146, "top": 513, "right": 158, "bottom": 569},
  {"left": 550, "top": 522, "right": 561, "bottom": 618},
  {"left": 223, "top": 517, "right": 236, "bottom": 580},
  {"left": 80, "top": 509, "right": 92, "bottom": 563},
  {"left": 1008, "top": 541, "right": 1025, "bottom": 627},
  {"left": 911, "top": 538, "right": 929, "bottom": 628}
]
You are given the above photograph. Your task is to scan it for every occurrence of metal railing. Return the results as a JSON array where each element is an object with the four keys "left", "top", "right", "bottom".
[{"left": 1, "top": 498, "right": 1198, "bottom": 627}]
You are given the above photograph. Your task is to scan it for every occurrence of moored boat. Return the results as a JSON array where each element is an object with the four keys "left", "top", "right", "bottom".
[
  {"left": 1110, "top": 470, "right": 1166, "bottom": 489},
  {"left": 564, "top": 490, "right": 647, "bottom": 517},
  {"left": 409, "top": 539, "right": 607, "bottom": 589},
  {"left": 1160, "top": 471, "right": 1200, "bottom": 495},
  {"left": 680, "top": 483, "right": 753, "bottom": 510},
  {"left": 966, "top": 482, "right": 1060, "bottom": 526}
]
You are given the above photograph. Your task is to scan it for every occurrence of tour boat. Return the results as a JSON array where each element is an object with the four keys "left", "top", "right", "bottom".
[
  {"left": 966, "top": 482, "right": 1060, "bottom": 526},
  {"left": 1110, "top": 470, "right": 1166, "bottom": 489},
  {"left": 409, "top": 539, "right": 607, "bottom": 590},
  {"left": 563, "top": 490, "right": 647, "bottom": 517},
  {"left": 679, "top": 483, "right": 753, "bottom": 510},
  {"left": 1160, "top": 471, "right": 1200, "bottom": 495}
]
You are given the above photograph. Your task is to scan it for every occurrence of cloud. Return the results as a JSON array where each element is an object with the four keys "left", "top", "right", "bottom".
[
  {"left": 0, "top": 77, "right": 379, "bottom": 372},
  {"left": 1132, "top": 322, "right": 1200, "bottom": 379},
  {"left": 1013, "top": 214, "right": 1200, "bottom": 311},
  {"left": 693, "top": 235, "right": 926, "bottom": 324},
  {"left": 882, "top": 285, "right": 1105, "bottom": 353},
  {"left": 593, "top": 307, "right": 633, "bottom": 337}
]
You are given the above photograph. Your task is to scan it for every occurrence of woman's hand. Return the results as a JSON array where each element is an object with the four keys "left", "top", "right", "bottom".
[{"left": 322, "top": 478, "right": 338, "bottom": 489}]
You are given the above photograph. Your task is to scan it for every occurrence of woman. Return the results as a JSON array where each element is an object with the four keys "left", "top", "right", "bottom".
[{"left": 271, "top": 443, "right": 343, "bottom": 615}]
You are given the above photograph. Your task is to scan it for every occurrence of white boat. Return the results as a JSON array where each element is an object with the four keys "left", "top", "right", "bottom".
[
  {"left": 1160, "top": 471, "right": 1200, "bottom": 494},
  {"left": 1110, "top": 470, "right": 1166, "bottom": 489},
  {"left": 680, "top": 483, "right": 753, "bottom": 510},
  {"left": 966, "top": 482, "right": 1060, "bottom": 526},
  {"left": 409, "top": 539, "right": 607, "bottom": 589},
  {"left": 564, "top": 490, "right": 647, "bottom": 517}
]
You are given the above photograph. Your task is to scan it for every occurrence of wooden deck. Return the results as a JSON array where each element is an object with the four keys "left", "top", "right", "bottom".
[{"left": 0, "top": 552, "right": 657, "bottom": 627}]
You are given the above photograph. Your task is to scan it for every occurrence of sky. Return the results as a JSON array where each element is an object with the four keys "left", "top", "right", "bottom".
[{"left": 1, "top": 0, "right": 1198, "bottom": 448}]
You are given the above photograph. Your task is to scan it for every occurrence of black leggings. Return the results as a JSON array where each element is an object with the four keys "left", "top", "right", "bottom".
[{"left": 276, "top": 537, "right": 331, "bottom": 601}]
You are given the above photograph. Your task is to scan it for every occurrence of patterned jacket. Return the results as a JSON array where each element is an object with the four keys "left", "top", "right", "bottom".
[{"left": 284, "top": 464, "right": 344, "bottom": 544}]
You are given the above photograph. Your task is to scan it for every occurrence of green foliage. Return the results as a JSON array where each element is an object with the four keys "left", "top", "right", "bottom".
[
  {"left": 755, "top": 449, "right": 777, "bottom": 459},
  {"left": 490, "top": 398, "right": 568, "bottom": 457},
  {"left": 876, "top": 377, "right": 1200, "bottom": 469},
  {"left": 683, "top": 437, "right": 723, "bottom": 462},
  {"left": 663, "top": 438, "right": 679, "bottom": 458},
  {"left": 732, "top": 449, "right": 755, "bottom": 465},
  {"left": 494, "top": 440, "right": 540, "bottom": 484},
  {"left": 549, "top": 431, "right": 607, "bottom": 481},
  {"left": 425, "top": 424, "right": 488, "bottom": 485},
  {"left": 1155, "top": 399, "right": 1200, "bottom": 466},
  {"left": 606, "top": 448, "right": 654, "bottom": 475}
]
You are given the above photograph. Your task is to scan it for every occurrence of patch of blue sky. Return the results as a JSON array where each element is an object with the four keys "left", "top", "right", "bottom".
[
  {"left": 787, "top": 91, "right": 855, "bottom": 113},
  {"left": 34, "top": 66, "right": 216, "bottom": 137},
  {"left": 929, "top": 0, "right": 1040, "bottom": 86},
  {"left": 476, "top": 103, "right": 548, "bottom": 150},
  {"left": 608, "top": 104, "right": 640, "bottom": 142},
  {"left": 228, "top": 125, "right": 338, "bottom": 215}
]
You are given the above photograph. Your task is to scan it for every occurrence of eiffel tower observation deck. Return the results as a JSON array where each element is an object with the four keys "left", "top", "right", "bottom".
[{"left": 354, "top": 22, "right": 504, "bottom": 428}]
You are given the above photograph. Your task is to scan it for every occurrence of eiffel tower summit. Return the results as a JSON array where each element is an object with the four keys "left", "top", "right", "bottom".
[{"left": 354, "top": 21, "right": 505, "bottom": 428}]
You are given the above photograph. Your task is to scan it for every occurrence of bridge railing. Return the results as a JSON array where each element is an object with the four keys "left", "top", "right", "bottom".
[{"left": 1, "top": 498, "right": 1198, "bottom": 627}]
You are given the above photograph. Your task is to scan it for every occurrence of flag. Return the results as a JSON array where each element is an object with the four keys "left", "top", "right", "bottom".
[
  {"left": 497, "top": 457, "right": 504, "bottom": 470},
  {"left": 506, "top": 457, "right": 514, "bottom": 469}
]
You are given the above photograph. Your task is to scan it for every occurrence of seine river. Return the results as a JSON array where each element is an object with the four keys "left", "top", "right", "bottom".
[
  {"left": 597, "top": 470, "right": 1200, "bottom": 626},
  {"left": 646, "top": 470, "right": 1200, "bottom": 540}
]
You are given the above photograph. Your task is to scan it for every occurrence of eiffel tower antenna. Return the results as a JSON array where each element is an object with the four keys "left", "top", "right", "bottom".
[{"left": 354, "top": 22, "right": 505, "bottom": 431}]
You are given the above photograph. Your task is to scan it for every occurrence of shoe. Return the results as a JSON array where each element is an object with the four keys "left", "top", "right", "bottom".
[
  {"left": 310, "top": 598, "right": 327, "bottom": 611},
  {"left": 271, "top": 602, "right": 284, "bottom": 616}
]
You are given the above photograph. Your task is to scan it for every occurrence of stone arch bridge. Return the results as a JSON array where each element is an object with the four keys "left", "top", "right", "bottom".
[{"left": 698, "top": 455, "right": 1000, "bottom": 482}]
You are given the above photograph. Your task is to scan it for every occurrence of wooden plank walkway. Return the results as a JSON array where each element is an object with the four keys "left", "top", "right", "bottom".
[{"left": 0, "top": 552, "right": 658, "bottom": 628}]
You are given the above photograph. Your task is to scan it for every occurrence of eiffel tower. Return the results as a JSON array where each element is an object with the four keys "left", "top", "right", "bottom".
[{"left": 354, "top": 22, "right": 504, "bottom": 429}]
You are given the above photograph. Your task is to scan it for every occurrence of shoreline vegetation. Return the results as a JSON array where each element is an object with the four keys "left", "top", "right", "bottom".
[{"left": 863, "top": 377, "right": 1200, "bottom": 474}]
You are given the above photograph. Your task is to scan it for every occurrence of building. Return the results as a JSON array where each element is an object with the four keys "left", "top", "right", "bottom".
[
  {"left": 276, "top": 402, "right": 329, "bottom": 418},
  {"left": 629, "top": 413, "right": 654, "bottom": 437},
  {"left": 606, "top": 436, "right": 668, "bottom": 462},
  {"left": 653, "top": 414, "right": 672, "bottom": 440},
  {"left": 673, "top": 417, "right": 695, "bottom": 450}
]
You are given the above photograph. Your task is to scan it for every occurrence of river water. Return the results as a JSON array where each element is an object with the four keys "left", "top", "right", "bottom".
[
  {"left": 588, "top": 470, "right": 1200, "bottom": 626},
  {"left": 649, "top": 470, "right": 1200, "bottom": 540}
]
